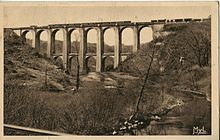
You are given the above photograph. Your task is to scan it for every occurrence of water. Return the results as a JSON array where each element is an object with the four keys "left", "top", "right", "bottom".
[
  {"left": 147, "top": 117, "right": 191, "bottom": 135},
  {"left": 145, "top": 97, "right": 211, "bottom": 135}
]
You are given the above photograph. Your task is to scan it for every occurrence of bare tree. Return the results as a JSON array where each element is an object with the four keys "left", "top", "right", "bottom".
[
  {"left": 44, "top": 61, "right": 48, "bottom": 89},
  {"left": 73, "top": 32, "right": 80, "bottom": 92},
  {"left": 130, "top": 45, "right": 156, "bottom": 120},
  {"left": 186, "top": 30, "right": 210, "bottom": 67}
]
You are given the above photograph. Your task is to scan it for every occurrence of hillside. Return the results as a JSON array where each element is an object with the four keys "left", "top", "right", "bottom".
[
  {"left": 4, "top": 29, "right": 75, "bottom": 92},
  {"left": 118, "top": 21, "right": 211, "bottom": 100},
  {"left": 118, "top": 21, "right": 211, "bottom": 73}
]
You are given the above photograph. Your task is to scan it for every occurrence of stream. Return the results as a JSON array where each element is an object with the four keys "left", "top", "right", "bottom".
[{"left": 146, "top": 96, "right": 211, "bottom": 135}]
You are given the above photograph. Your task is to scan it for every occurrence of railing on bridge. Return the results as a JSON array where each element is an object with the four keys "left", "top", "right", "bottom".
[{"left": 4, "top": 124, "right": 72, "bottom": 136}]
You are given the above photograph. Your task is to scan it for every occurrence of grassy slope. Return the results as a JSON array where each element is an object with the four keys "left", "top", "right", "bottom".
[{"left": 4, "top": 36, "right": 74, "bottom": 91}]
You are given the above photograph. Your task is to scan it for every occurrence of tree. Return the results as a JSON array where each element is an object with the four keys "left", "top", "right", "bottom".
[
  {"left": 73, "top": 32, "right": 80, "bottom": 92},
  {"left": 44, "top": 61, "right": 48, "bottom": 89},
  {"left": 130, "top": 44, "right": 156, "bottom": 120},
  {"left": 186, "top": 30, "right": 211, "bottom": 67}
]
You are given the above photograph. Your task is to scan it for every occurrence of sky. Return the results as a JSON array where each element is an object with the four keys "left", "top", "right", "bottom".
[{"left": 3, "top": 3, "right": 211, "bottom": 45}]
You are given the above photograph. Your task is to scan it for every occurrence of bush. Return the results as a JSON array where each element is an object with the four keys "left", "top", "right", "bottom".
[{"left": 61, "top": 90, "right": 125, "bottom": 135}]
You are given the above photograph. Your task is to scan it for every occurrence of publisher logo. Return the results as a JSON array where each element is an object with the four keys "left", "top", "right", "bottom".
[{"left": 192, "top": 126, "right": 207, "bottom": 135}]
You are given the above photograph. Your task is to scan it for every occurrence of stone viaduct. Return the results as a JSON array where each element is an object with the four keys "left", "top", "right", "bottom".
[{"left": 9, "top": 18, "right": 208, "bottom": 73}]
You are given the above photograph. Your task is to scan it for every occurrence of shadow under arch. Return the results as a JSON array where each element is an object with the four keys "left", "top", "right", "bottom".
[
  {"left": 85, "top": 56, "right": 96, "bottom": 73},
  {"left": 103, "top": 56, "right": 114, "bottom": 72},
  {"left": 68, "top": 56, "right": 79, "bottom": 76},
  {"left": 21, "top": 30, "right": 34, "bottom": 46},
  {"left": 53, "top": 56, "right": 63, "bottom": 69}
]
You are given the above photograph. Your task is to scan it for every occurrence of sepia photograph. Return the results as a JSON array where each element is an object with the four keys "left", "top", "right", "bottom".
[{"left": 1, "top": 1, "right": 219, "bottom": 139}]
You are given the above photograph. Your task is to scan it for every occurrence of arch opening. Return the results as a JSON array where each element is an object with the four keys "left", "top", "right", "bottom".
[
  {"left": 69, "top": 57, "right": 78, "bottom": 76},
  {"left": 53, "top": 56, "right": 63, "bottom": 69},
  {"left": 86, "top": 28, "right": 97, "bottom": 54},
  {"left": 121, "top": 27, "right": 133, "bottom": 53},
  {"left": 38, "top": 30, "right": 48, "bottom": 56},
  {"left": 103, "top": 28, "right": 115, "bottom": 54},
  {"left": 70, "top": 29, "right": 81, "bottom": 53},
  {"left": 103, "top": 57, "right": 114, "bottom": 72},
  {"left": 53, "top": 29, "right": 64, "bottom": 54},
  {"left": 22, "top": 30, "right": 33, "bottom": 47},
  {"left": 86, "top": 56, "right": 96, "bottom": 73},
  {"left": 139, "top": 27, "right": 153, "bottom": 47}
]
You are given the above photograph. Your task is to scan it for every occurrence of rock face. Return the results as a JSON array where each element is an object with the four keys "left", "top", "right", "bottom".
[
  {"left": 151, "top": 24, "right": 174, "bottom": 39},
  {"left": 151, "top": 24, "right": 164, "bottom": 32}
]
